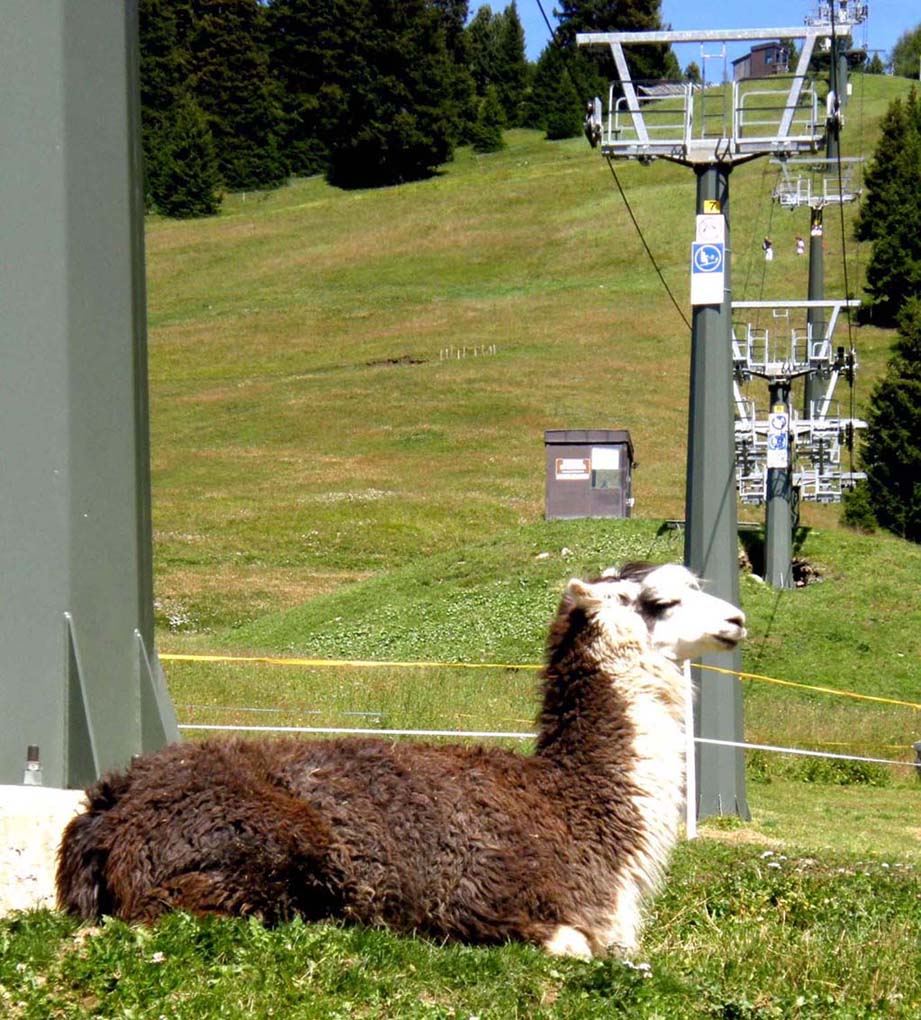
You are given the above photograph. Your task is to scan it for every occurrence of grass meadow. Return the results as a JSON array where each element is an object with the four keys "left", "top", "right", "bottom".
[{"left": 4, "top": 73, "right": 921, "bottom": 1018}]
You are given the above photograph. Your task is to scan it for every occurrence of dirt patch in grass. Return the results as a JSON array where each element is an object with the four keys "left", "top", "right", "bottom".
[{"left": 697, "top": 826, "right": 784, "bottom": 849}]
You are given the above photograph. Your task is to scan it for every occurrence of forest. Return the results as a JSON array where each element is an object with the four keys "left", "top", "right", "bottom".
[{"left": 139, "top": 0, "right": 678, "bottom": 212}]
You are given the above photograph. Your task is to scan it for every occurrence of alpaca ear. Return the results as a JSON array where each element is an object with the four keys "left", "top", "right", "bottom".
[{"left": 565, "top": 577, "right": 603, "bottom": 608}]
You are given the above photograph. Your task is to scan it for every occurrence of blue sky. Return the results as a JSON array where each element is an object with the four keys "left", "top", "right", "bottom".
[{"left": 509, "top": 0, "right": 914, "bottom": 66}]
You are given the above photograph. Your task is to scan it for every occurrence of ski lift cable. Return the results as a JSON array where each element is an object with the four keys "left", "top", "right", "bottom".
[
  {"left": 740, "top": 157, "right": 773, "bottom": 314},
  {"left": 534, "top": 0, "right": 691, "bottom": 332},
  {"left": 605, "top": 156, "right": 692, "bottom": 331}
]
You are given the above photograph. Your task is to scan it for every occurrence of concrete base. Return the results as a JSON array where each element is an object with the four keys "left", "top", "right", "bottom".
[{"left": 0, "top": 785, "right": 86, "bottom": 916}]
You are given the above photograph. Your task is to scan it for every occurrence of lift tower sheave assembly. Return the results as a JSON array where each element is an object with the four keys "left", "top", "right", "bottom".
[
  {"left": 578, "top": 20, "right": 850, "bottom": 819},
  {"left": 0, "top": 1, "right": 178, "bottom": 788}
]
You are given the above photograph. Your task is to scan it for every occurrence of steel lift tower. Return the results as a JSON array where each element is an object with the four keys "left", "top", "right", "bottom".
[
  {"left": 733, "top": 299, "right": 867, "bottom": 589},
  {"left": 739, "top": 0, "right": 868, "bottom": 589},
  {"left": 0, "top": 1, "right": 178, "bottom": 787},
  {"left": 579, "top": 20, "right": 850, "bottom": 818}
]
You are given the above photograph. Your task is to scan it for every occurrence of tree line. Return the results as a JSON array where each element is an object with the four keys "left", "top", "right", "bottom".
[
  {"left": 139, "top": 0, "right": 677, "bottom": 216},
  {"left": 843, "top": 87, "right": 921, "bottom": 543}
]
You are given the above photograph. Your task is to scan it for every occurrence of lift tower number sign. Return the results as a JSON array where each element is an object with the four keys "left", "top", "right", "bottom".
[{"left": 691, "top": 214, "right": 725, "bottom": 306}]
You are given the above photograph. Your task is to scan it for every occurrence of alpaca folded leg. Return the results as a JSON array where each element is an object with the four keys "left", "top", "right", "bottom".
[
  {"left": 135, "top": 870, "right": 286, "bottom": 923},
  {"left": 542, "top": 925, "right": 594, "bottom": 959}
]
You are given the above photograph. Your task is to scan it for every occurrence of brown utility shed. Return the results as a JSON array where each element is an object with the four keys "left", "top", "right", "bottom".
[{"left": 544, "top": 429, "right": 635, "bottom": 520}]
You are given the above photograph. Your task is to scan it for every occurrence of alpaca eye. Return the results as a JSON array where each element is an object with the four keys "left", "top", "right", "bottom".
[{"left": 650, "top": 599, "right": 680, "bottom": 616}]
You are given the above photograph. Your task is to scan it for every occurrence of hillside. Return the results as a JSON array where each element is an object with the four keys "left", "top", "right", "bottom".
[
  {"left": 147, "top": 73, "right": 917, "bottom": 692},
  {"left": 4, "top": 75, "right": 920, "bottom": 1020}
]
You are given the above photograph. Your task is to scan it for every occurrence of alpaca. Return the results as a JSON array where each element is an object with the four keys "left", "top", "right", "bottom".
[{"left": 56, "top": 562, "right": 745, "bottom": 958}]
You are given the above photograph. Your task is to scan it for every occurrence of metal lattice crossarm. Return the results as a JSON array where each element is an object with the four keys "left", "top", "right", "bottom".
[
  {"left": 772, "top": 156, "right": 863, "bottom": 209},
  {"left": 804, "top": 2, "right": 868, "bottom": 28},
  {"left": 730, "top": 299, "right": 860, "bottom": 383},
  {"left": 577, "top": 26, "right": 853, "bottom": 165},
  {"left": 730, "top": 300, "right": 865, "bottom": 507}
]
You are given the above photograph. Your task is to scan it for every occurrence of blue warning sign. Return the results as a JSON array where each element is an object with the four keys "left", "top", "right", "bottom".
[{"left": 692, "top": 243, "right": 724, "bottom": 273}]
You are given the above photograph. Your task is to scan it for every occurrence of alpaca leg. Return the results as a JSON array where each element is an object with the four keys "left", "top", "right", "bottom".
[
  {"left": 597, "top": 881, "right": 642, "bottom": 956},
  {"left": 141, "top": 870, "right": 283, "bottom": 923},
  {"left": 543, "top": 925, "right": 594, "bottom": 959}
]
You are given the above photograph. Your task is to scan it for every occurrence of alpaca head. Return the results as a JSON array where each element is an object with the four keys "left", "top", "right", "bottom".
[{"left": 597, "top": 562, "right": 746, "bottom": 663}]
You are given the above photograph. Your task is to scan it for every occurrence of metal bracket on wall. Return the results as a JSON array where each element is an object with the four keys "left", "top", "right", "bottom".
[
  {"left": 64, "top": 612, "right": 100, "bottom": 789},
  {"left": 137, "top": 629, "right": 179, "bottom": 752}
]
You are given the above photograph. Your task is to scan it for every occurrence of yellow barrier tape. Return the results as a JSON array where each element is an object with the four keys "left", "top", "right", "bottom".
[
  {"left": 159, "top": 653, "right": 921, "bottom": 711},
  {"left": 700, "top": 663, "right": 921, "bottom": 712},
  {"left": 160, "top": 653, "right": 538, "bottom": 671}
]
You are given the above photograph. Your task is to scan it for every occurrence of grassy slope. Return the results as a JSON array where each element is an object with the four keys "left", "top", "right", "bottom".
[
  {"left": 147, "top": 68, "right": 921, "bottom": 815},
  {"left": 7, "top": 75, "right": 921, "bottom": 1020},
  {"left": 148, "top": 74, "right": 913, "bottom": 635}
]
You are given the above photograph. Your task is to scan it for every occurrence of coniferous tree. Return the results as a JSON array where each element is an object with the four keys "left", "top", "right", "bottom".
[
  {"left": 891, "top": 23, "right": 921, "bottom": 80},
  {"left": 264, "top": 0, "right": 344, "bottom": 176},
  {"left": 855, "top": 90, "right": 921, "bottom": 324},
  {"left": 865, "top": 52, "right": 886, "bottom": 75},
  {"left": 188, "top": 0, "right": 287, "bottom": 191},
  {"left": 431, "top": 0, "right": 479, "bottom": 145},
  {"left": 494, "top": 2, "right": 529, "bottom": 127},
  {"left": 859, "top": 298, "right": 921, "bottom": 542},
  {"left": 157, "top": 96, "right": 223, "bottom": 218},
  {"left": 555, "top": 0, "right": 680, "bottom": 83},
  {"left": 139, "top": 0, "right": 196, "bottom": 210},
  {"left": 855, "top": 96, "right": 909, "bottom": 245},
  {"left": 470, "top": 86, "right": 506, "bottom": 152},
  {"left": 530, "top": 44, "right": 584, "bottom": 139},
  {"left": 465, "top": 5, "right": 501, "bottom": 98},
  {"left": 463, "top": 3, "right": 529, "bottom": 129},
  {"left": 325, "top": 0, "right": 457, "bottom": 188}
]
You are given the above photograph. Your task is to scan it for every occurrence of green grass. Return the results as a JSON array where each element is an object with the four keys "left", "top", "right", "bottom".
[
  {"left": 5, "top": 836, "right": 920, "bottom": 1018},
  {"left": 10, "top": 73, "right": 921, "bottom": 1019},
  {"left": 148, "top": 74, "right": 915, "bottom": 633},
  {"left": 163, "top": 518, "right": 921, "bottom": 757}
]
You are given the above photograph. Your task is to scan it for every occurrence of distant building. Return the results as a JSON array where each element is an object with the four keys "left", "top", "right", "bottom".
[{"left": 732, "top": 42, "right": 790, "bottom": 81}]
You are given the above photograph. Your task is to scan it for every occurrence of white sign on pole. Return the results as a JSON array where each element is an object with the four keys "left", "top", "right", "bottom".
[
  {"left": 691, "top": 214, "right": 726, "bottom": 305},
  {"left": 695, "top": 214, "right": 725, "bottom": 244},
  {"left": 766, "top": 408, "right": 789, "bottom": 469},
  {"left": 690, "top": 242, "right": 725, "bottom": 305}
]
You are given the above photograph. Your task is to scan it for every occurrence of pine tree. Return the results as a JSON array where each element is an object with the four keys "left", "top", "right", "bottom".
[
  {"left": 463, "top": 3, "right": 530, "bottom": 130},
  {"left": 494, "top": 2, "right": 529, "bottom": 127},
  {"left": 856, "top": 90, "right": 921, "bottom": 324},
  {"left": 531, "top": 45, "right": 584, "bottom": 139},
  {"left": 157, "top": 96, "right": 223, "bottom": 218},
  {"left": 865, "top": 52, "right": 886, "bottom": 75},
  {"left": 264, "top": 0, "right": 342, "bottom": 177},
  {"left": 554, "top": 0, "right": 680, "bottom": 83},
  {"left": 188, "top": 0, "right": 288, "bottom": 191},
  {"left": 465, "top": 5, "right": 501, "bottom": 98},
  {"left": 891, "top": 23, "right": 921, "bottom": 80},
  {"left": 325, "top": 0, "right": 457, "bottom": 189},
  {"left": 861, "top": 297, "right": 921, "bottom": 542},
  {"left": 139, "top": 0, "right": 195, "bottom": 209},
  {"left": 470, "top": 87, "right": 506, "bottom": 152},
  {"left": 431, "top": 0, "right": 479, "bottom": 145},
  {"left": 855, "top": 96, "right": 909, "bottom": 244}
]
